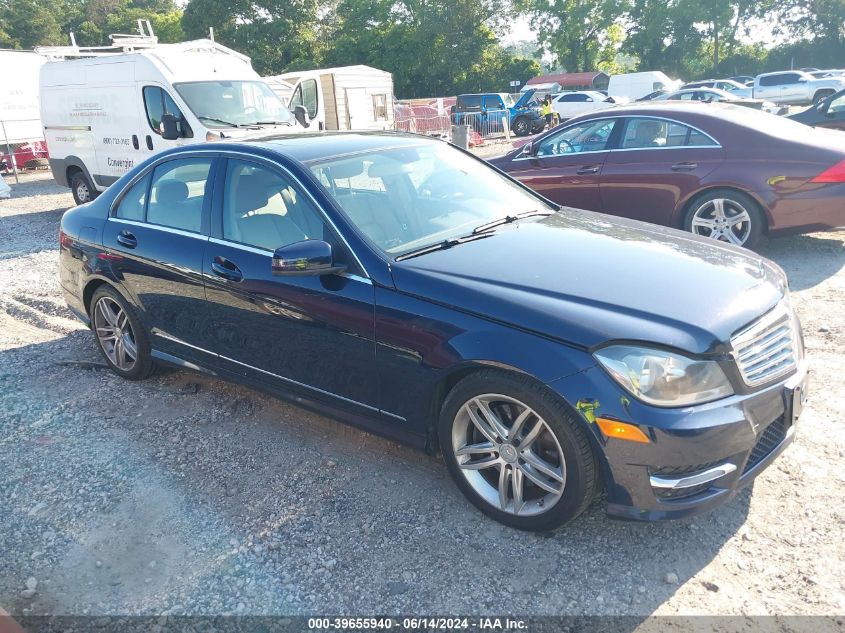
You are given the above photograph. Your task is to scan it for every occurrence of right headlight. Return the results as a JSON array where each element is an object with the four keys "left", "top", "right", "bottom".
[{"left": 593, "top": 345, "right": 734, "bottom": 407}]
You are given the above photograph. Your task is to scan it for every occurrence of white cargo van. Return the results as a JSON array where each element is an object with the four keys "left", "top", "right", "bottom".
[
  {"left": 269, "top": 65, "right": 394, "bottom": 131},
  {"left": 607, "top": 71, "right": 682, "bottom": 101},
  {"left": 39, "top": 36, "right": 304, "bottom": 204}
]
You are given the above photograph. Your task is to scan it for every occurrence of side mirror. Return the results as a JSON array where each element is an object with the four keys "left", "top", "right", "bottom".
[
  {"left": 293, "top": 104, "right": 311, "bottom": 128},
  {"left": 272, "top": 239, "right": 346, "bottom": 276},
  {"left": 161, "top": 113, "right": 181, "bottom": 140},
  {"left": 519, "top": 141, "right": 533, "bottom": 157}
]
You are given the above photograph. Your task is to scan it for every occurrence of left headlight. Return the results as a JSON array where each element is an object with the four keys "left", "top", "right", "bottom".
[{"left": 593, "top": 345, "right": 734, "bottom": 407}]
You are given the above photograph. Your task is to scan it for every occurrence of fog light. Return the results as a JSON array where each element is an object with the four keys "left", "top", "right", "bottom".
[{"left": 596, "top": 417, "right": 650, "bottom": 444}]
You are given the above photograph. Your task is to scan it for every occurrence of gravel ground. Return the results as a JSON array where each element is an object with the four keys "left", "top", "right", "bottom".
[{"left": 1, "top": 171, "right": 844, "bottom": 619}]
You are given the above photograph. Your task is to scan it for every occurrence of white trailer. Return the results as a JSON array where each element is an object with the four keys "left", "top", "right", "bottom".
[
  {"left": 39, "top": 32, "right": 304, "bottom": 204},
  {"left": 274, "top": 65, "right": 394, "bottom": 131},
  {"left": 0, "top": 50, "right": 46, "bottom": 144}
]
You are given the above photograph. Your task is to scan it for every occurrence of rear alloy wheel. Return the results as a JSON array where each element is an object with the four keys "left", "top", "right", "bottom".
[
  {"left": 91, "top": 286, "right": 154, "bottom": 380},
  {"left": 684, "top": 190, "right": 763, "bottom": 249},
  {"left": 512, "top": 117, "right": 530, "bottom": 137},
  {"left": 70, "top": 171, "right": 96, "bottom": 206},
  {"left": 439, "top": 370, "right": 597, "bottom": 531}
]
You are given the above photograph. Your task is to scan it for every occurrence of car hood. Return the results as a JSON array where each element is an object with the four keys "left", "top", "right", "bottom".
[
  {"left": 513, "top": 89, "right": 536, "bottom": 109},
  {"left": 390, "top": 211, "right": 786, "bottom": 354}
]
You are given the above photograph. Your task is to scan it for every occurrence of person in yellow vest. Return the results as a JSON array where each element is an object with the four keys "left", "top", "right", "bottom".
[{"left": 541, "top": 96, "right": 554, "bottom": 129}]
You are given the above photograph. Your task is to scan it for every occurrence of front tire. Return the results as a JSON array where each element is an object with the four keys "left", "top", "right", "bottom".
[
  {"left": 512, "top": 117, "right": 531, "bottom": 137},
  {"left": 438, "top": 370, "right": 597, "bottom": 531},
  {"left": 91, "top": 286, "right": 154, "bottom": 380},
  {"left": 683, "top": 189, "right": 764, "bottom": 249}
]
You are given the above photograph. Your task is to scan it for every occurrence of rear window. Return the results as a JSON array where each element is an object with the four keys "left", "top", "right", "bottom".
[{"left": 457, "top": 95, "right": 482, "bottom": 110}]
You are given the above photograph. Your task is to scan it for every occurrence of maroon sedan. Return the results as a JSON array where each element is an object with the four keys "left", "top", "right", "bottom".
[{"left": 489, "top": 102, "right": 845, "bottom": 248}]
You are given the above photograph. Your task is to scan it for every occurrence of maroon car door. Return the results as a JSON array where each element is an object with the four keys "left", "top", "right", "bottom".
[
  {"left": 504, "top": 118, "right": 618, "bottom": 210},
  {"left": 599, "top": 117, "right": 725, "bottom": 226}
]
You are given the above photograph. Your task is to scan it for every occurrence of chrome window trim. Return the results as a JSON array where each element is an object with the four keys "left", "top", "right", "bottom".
[
  {"left": 510, "top": 114, "right": 722, "bottom": 162},
  {"left": 153, "top": 329, "right": 216, "bottom": 355},
  {"left": 108, "top": 217, "right": 208, "bottom": 241}
]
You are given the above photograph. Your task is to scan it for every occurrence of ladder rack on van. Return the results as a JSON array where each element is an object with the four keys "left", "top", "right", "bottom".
[{"left": 35, "top": 20, "right": 158, "bottom": 59}]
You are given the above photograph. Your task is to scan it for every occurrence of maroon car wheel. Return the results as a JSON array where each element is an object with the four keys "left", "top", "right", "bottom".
[{"left": 684, "top": 189, "right": 764, "bottom": 249}]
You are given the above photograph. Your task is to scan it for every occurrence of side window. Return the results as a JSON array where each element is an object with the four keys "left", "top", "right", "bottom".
[
  {"left": 223, "top": 159, "right": 327, "bottom": 252},
  {"left": 678, "top": 92, "right": 696, "bottom": 100},
  {"left": 458, "top": 95, "right": 482, "bottom": 110},
  {"left": 146, "top": 158, "right": 212, "bottom": 233},
  {"left": 782, "top": 73, "right": 801, "bottom": 84},
  {"left": 760, "top": 75, "right": 782, "bottom": 87},
  {"left": 536, "top": 119, "right": 615, "bottom": 156},
  {"left": 115, "top": 174, "right": 150, "bottom": 221},
  {"left": 302, "top": 79, "right": 318, "bottom": 119},
  {"left": 372, "top": 94, "right": 387, "bottom": 120},
  {"left": 828, "top": 94, "right": 845, "bottom": 113},
  {"left": 290, "top": 83, "right": 304, "bottom": 110},
  {"left": 484, "top": 96, "right": 505, "bottom": 110},
  {"left": 143, "top": 86, "right": 188, "bottom": 136},
  {"left": 621, "top": 118, "right": 669, "bottom": 148}
]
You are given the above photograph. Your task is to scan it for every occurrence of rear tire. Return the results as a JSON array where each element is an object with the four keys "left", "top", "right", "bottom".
[
  {"left": 683, "top": 189, "right": 765, "bottom": 250},
  {"left": 90, "top": 286, "right": 154, "bottom": 381},
  {"left": 438, "top": 369, "right": 597, "bottom": 531},
  {"left": 70, "top": 171, "right": 97, "bottom": 205}
]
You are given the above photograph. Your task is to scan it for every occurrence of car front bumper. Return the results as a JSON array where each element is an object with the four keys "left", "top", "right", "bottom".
[{"left": 547, "top": 359, "right": 808, "bottom": 521}]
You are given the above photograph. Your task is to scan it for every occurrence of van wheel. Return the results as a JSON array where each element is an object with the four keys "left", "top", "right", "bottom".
[{"left": 70, "top": 171, "right": 97, "bottom": 205}]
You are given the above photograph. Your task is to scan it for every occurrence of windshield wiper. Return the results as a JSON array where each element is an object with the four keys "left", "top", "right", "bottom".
[
  {"left": 395, "top": 233, "right": 493, "bottom": 262},
  {"left": 252, "top": 119, "right": 295, "bottom": 127},
  {"left": 472, "top": 210, "right": 554, "bottom": 234},
  {"left": 197, "top": 116, "right": 245, "bottom": 128}
]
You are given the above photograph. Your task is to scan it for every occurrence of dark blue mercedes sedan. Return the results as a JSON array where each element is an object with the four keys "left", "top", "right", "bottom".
[{"left": 59, "top": 133, "right": 808, "bottom": 530}]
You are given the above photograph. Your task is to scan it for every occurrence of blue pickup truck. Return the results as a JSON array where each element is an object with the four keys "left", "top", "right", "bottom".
[{"left": 451, "top": 90, "right": 546, "bottom": 136}]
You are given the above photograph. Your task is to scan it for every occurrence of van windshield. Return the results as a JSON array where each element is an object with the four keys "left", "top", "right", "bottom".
[{"left": 174, "top": 80, "right": 294, "bottom": 128}]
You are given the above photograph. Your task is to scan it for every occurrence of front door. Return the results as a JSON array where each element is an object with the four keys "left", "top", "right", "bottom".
[
  {"left": 505, "top": 117, "right": 618, "bottom": 211},
  {"left": 599, "top": 117, "right": 725, "bottom": 226},
  {"left": 203, "top": 156, "right": 378, "bottom": 410},
  {"left": 102, "top": 155, "right": 216, "bottom": 363}
]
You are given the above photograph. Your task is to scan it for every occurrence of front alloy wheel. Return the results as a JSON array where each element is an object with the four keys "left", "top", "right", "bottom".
[
  {"left": 439, "top": 370, "right": 597, "bottom": 531},
  {"left": 512, "top": 117, "right": 530, "bottom": 137},
  {"left": 452, "top": 394, "right": 566, "bottom": 516}
]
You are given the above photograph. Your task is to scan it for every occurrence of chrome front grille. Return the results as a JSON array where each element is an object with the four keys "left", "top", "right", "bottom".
[{"left": 731, "top": 301, "right": 801, "bottom": 387}]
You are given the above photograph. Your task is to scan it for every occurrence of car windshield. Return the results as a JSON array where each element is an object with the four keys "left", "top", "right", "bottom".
[
  {"left": 309, "top": 142, "right": 555, "bottom": 256},
  {"left": 174, "top": 80, "right": 294, "bottom": 128}
]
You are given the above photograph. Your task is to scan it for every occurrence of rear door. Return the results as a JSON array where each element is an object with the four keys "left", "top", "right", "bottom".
[
  {"left": 103, "top": 153, "right": 217, "bottom": 364},
  {"left": 599, "top": 117, "right": 725, "bottom": 226},
  {"left": 505, "top": 117, "right": 618, "bottom": 211}
]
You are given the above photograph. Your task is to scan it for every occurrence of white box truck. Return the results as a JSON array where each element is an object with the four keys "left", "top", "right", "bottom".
[
  {"left": 607, "top": 71, "right": 682, "bottom": 101},
  {"left": 39, "top": 35, "right": 304, "bottom": 204},
  {"left": 269, "top": 65, "right": 395, "bottom": 131}
]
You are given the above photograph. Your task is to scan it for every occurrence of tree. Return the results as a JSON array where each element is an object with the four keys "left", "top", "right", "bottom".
[
  {"left": 0, "top": 0, "right": 65, "bottom": 48},
  {"left": 513, "top": 0, "right": 626, "bottom": 71},
  {"left": 182, "top": 0, "right": 322, "bottom": 75}
]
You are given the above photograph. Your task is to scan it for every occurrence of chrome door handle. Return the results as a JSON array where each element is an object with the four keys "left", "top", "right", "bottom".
[
  {"left": 576, "top": 166, "right": 600, "bottom": 175},
  {"left": 671, "top": 162, "right": 698, "bottom": 171},
  {"left": 116, "top": 230, "right": 137, "bottom": 248},
  {"left": 211, "top": 257, "right": 243, "bottom": 282}
]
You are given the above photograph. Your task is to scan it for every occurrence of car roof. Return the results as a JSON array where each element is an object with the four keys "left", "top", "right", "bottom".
[{"left": 240, "top": 131, "right": 438, "bottom": 163}]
